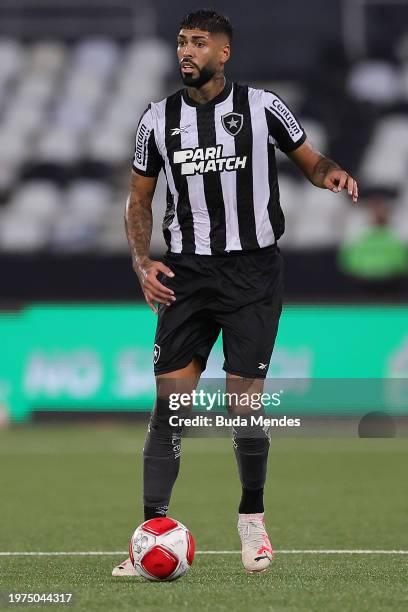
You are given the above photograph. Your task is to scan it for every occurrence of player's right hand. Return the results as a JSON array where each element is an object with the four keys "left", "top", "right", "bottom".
[{"left": 135, "top": 258, "right": 176, "bottom": 314}]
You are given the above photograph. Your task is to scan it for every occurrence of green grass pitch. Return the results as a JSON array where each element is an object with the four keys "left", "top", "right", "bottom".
[{"left": 0, "top": 425, "right": 407, "bottom": 611}]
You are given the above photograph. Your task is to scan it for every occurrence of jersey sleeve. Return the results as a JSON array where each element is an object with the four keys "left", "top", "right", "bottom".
[
  {"left": 264, "top": 90, "right": 307, "bottom": 153},
  {"left": 132, "top": 105, "right": 163, "bottom": 177}
]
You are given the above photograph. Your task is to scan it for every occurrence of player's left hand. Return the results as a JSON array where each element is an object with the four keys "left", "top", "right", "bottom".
[{"left": 324, "top": 169, "right": 358, "bottom": 203}]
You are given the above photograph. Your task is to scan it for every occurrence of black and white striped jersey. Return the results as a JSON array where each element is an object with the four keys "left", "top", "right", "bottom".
[{"left": 133, "top": 81, "right": 306, "bottom": 255}]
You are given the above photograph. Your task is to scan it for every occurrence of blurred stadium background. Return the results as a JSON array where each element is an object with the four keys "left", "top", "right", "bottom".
[{"left": 0, "top": 0, "right": 408, "bottom": 423}]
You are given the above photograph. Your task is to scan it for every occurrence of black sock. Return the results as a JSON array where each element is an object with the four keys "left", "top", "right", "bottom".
[
  {"left": 144, "top": 505, "right": 168, "bottom": 520},
  {"left": 232, "top": 424, "right": 270, "bottom": 513},
  {"left": 143, "top": 398, "right": 183, "bottom": 513},
  {"left": 239, "top": 487, "right": 264, "bottom": 514}
]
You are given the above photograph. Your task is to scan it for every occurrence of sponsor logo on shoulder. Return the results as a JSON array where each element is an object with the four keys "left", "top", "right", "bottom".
[
  {"left": 135, "top": 123, "right": 150, "bottom": 167},
  {"left": 269, "top": 98, "right": 302, "bottom": 140}
]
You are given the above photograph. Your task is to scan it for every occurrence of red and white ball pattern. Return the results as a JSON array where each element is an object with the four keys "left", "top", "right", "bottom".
[{"left": 129, "top": 517, "right": 195, "bottom": 581}]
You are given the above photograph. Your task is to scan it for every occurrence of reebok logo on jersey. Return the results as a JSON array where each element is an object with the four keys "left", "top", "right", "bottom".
[
  {"left": 258, "top": 362, "right": 268, "bottom": 370},
  {"left": 268, "top": 98, "right": 302, "bottom": 140},
  {"left": 173, "top": 145, "right": 247, "bottom": 176},
  {"left": 171, "top": 124, "right": 191, "bottom": 135}
]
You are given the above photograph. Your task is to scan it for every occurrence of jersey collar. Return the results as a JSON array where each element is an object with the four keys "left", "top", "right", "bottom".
[{"left": 181, "top": 80, "right": 233, "bottom": 108}]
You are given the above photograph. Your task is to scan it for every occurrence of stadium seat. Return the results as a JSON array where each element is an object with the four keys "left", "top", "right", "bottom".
[
  {"left": 50, "top": 213, "right": 101, "bottom": 252},
  {"left": 101, "top": 98, "right": 146, "bottom": 134},
  {"left": 290, "top": 183, "right": 346, "bottom": 248},
  {"left": 36, "top": 128, "right": 81, "bottom": 163},
  {"left": 54, "top": 98, "right": 96, "bottom": 133},
  {"left": 0, "top": 40, "right": 24, "bottom": 117},
  {"left": 65, "top": 180, "right": 112, "bottom": 222},
  {"left": 400, "top": 61, "right": 408, "bottom": 101},
  {"left": 300, "top": 118, "right": 328, "bottom": 152},
  {"left": 97, "top": 211, "right": 128, "bottom": 252},
  {"left": 0, "top": 162, "right": 18, "bottom": 193},
  {"left": 126, "top": 38, "right": 173, "bottom": 78},
  {"left": 360, "top": 115, "right": 408, "bottom": 187},
  {"left": 64, "top": 71, "right": 106, "bottom": 107},
  {"left": 16, "top": 73, "right": 55, "bottom": 107},
  {"left": 4, "top": 104, "right": 45, "bottom": 139},
  {"left": 0, "top": 129, "right": 30, "bottom": 165},
  {"left": 9, "top": 181, "right": 61, "bottom": 222},
  {"left": 72, "top": 38, "right": 120, "bottom": 77},
  {"left": 0, "top": 39, "right": 24, "bottom": 80},
  {"left": 87, "top": 128, "right": 133, "bottom": 164},
  {"left": 30, "top": 41, "right": 67, "bottom": 75},
  {"left": 50, "top": 179, "right": 114, "bottom": 251},
  {"left": 347, "top": 60, "right": 401, "bottom": 105},
  {"left": 0, "top": 213, "right": 50, "bottom": 251}
]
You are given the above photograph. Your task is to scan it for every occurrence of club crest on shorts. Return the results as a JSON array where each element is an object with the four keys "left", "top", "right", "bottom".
[
  {"left": 153, "top": 344, "right": 160, "bottom": 364},
  {"left": 221, "top": 112, "right": 244, "bottom": 136}
]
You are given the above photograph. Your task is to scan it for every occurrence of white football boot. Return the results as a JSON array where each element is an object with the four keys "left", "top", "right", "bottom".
[
  {"left": 112, "top": 557, "right": 139, "bottom": 577},
  {"left": 237, "top": 512, "right": 274, "bottom": 572}
]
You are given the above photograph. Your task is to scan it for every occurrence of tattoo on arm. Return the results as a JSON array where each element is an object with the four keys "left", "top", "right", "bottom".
[
  {"left": 125, "top": 175, "right": 155, "bottom": 276},
  {"left": 125, "top": 196, "right": 152, "bottom": 272},
  {"left": 311, "top": 156, "right": 340, "bottom": 187}
]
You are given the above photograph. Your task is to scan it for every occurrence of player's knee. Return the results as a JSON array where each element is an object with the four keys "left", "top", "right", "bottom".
[
  {"left": 148, "top": 398, "right": 184, "bottom": 435},
  {"left": 233, "top": 432, "right": 270, "bottom": 452},
  {"left": 143, "top": 397, "right": 184, "bottom": 458},
  {"left": 226, "top": 377, "right": 266, "bottom": 415}
]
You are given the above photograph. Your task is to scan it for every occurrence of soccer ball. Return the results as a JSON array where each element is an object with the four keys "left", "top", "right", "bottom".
[{"left": 129, "top": 517, "right": 195, "bottom": 581}]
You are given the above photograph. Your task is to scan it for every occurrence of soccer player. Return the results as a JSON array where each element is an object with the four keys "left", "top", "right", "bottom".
[{"left": 113, "top": 9, "right": 358, "bottom": 575}]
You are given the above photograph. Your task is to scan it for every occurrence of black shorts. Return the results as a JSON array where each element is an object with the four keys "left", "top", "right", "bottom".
[{"left": 153, "top": 244, "right": 283, "bottom": 379}]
